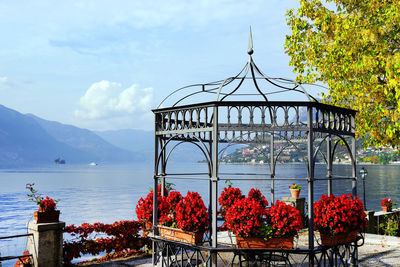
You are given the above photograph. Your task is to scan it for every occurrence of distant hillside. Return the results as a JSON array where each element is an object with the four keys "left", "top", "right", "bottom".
[
  {"left": 0, "top": 104, "right": 136, "bottom": 167},
  {"left": 28, "top": 114, "right": 138, "bottom": 163}
]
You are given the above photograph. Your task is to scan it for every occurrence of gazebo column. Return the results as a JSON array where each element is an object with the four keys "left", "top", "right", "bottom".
[
  {"left": 152, "top": 133, "right": 160, "bottom": 265},
  {"left": 210, "top": 106, "right": 219, "bottom": 266},
  {"left": 307, "top": 107, "right": 315, "bottom": 267},
  {"left": 351, "top": 117, "right": 358, "bottom": 267},
  {"left": 351, "top": 133, "right": 357, "bottom": 197},
  {"left": 327, "top": 134, "right": 333, "bottom": 195},
  {"left": 270, "top": 132, "right": 275, "bottom": 204}
]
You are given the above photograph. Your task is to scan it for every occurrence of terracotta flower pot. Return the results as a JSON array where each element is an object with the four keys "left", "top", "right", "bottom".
[
  {"left": 382, "top": 205, "right": 392, "bottom": 212},
  {"left": 290, "top": 189, "right": 301, "bottom": 199},
  {"left": 235, "top": 235, "right": 294, "bottom": 249},
  {"left": 33, "top": 210, "right": 60, "bottom": 223},
  {"left": 159, "top": 225, "right": 204, "bottom": 245},
  {"left": 319, "top": 230, "right": 358, "bottom": 246}
]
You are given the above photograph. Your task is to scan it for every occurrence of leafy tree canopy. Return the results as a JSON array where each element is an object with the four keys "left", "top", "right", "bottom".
[{"left": 285, "top": 0, "right": 400, "bottom": 148}]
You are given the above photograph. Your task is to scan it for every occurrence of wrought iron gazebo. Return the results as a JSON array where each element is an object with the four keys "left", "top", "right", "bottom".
[{"left": 151, "top": 30, "right": 361, "bottom": 266}]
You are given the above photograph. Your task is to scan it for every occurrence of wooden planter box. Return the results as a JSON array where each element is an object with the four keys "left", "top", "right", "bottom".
[
  {"left": 34, "top": 210, "right": 60, "bottom": 223},
  {"left": 159, "top": 225, "right": 204, "bottom": 245},
  {"left": 320, "top": 230, "right": 358, "bottom": 246},
  {"left": 236, "top": 235, "right": 294, "bottom": 249}
]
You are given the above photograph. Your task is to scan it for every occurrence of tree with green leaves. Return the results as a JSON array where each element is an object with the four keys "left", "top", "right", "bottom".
[{"left": 285, "top": 0, "right": 400, "bottom": 148}]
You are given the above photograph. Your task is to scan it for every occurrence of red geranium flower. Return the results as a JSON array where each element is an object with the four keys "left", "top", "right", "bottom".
[
  {"left": 218, "top": 187, "right": 244, "bottom": 217},
  {"left": 135, "top": 185, "right": 170, "bottom": 223},
  {"left": 175, "top": 191, "right": 209, "bottom": 232},
  {"left": 266, "top": 200, "right": 303, "bottom": 237},
  {"left": 225, "top": 197, "right": 267, "bottom": 237},
  {"left": 39, "top": 196, "right": 57, "bottom": 212},
  {"left": 160, "top": 191, "right": 183, "bottom": 227},
  {"left": 248, "top": 188, "right": 268, "bottom": 208},
  {"left": 314, "top": 194, "right": 367, "bottom": 236}
]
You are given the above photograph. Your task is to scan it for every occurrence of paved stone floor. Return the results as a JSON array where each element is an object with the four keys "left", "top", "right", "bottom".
[{"left": 77, "top": 234, "right": 400, "bottom": 266}]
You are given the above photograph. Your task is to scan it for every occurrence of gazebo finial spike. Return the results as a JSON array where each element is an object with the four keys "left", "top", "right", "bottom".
[{"left": 248, "top": 26, "right": 254, "bottom": 55}]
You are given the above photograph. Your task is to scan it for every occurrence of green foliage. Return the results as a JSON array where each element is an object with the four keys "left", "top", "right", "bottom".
[
  {"left": 260, "top": 221, "right": 275, "bottom": 239},
  {"left": 379, "top": 213, "right": 400, "bottom": 236},
  {"left": 285, "top": 0, "right": 400, "bottom": 148},
  {"left": 148, "top": 181, "right": 175, "bottom": 192},
  {"left": 289, "top": 183, "right": 302, "bottom": 190},
  {"left": 26, "top": 183, "right": 43, "bottom": 206},
  {"left": 26, "top": 183, "right": 59, "bottom": 207},
  {"left": 225, "top": 179, "right": 233, "bottom": 188}
]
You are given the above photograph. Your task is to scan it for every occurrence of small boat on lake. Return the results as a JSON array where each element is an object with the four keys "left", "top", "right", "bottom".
[{"left": 54, "top": 157, "right": 66, "bottom": 164}]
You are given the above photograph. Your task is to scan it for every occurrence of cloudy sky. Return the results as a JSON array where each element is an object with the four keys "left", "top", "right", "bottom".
[{"left": 0, "top": 0, "right": 303, "bottom": 131}]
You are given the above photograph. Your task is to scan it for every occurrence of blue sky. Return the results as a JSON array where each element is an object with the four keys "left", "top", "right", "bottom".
[{"left": 0, "top": 0, "right": 306, "bottom": 131}]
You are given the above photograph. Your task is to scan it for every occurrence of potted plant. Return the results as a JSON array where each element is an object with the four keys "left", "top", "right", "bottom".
[
  {"left": 225, "top": 195, "right": 303, "bottom": 249},
  {"left": 159, "top": 191, "right": 209, "bottom": 244},
  {"left": 135, "top": 185, "right": 170, "bottom": 231},
  {"left": 314, "top": 194, "right": 367, "bottom": 246},
  {"left": 289, "top": 183, "right": 302, "bottom": 198},
  {"left": 26, "top": 183, "right": 60, "bottom": 223},
  {"left": 381, "top": 198, "right": 393, "bottom": 212}
]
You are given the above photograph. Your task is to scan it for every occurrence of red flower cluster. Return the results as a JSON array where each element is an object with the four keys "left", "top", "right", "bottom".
[
  {"left": 381, "top": 198, "right": 392, "bottom": 207},
  {"left": 135, "top": 185, "right": 170, "bottom": 223},
  {"left": 63, "top": 220, "right": 148, "bottom": 263},
  {"left": 248, "top": 188, "right": 269, "bottom": 208},
  {"left": 39, "top": 196, "right": 57, "bottom": 212},
  {"left": 225, "top": 197, "right": 267, "bottom": 237},
  {"left": 218, "top": 187, "right": 244, "bottom": 217},
  {"left": 314, "top": 194, "right": 367, "bottom": 236},
  {"left": 266, "top": 200, "right": 303, "bottom": 237},
  {"left": 175, "top": 191, "right": 209, "bottom": 232},
  {"left": 160, "top": 191, "right": 183, "bottom": 227}
]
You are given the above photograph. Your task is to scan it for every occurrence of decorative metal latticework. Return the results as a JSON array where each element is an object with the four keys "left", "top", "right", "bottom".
[{"left": 151, "top": 29, "right": 360, "bottom": 266}]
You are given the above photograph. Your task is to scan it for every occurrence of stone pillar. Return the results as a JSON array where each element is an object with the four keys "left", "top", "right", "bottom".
[
  {"left": 365, "top": 210, "right": 376, "bottom": 234},
  {"left": 27, "top": 221, "right": 65, "bottom": 267}
]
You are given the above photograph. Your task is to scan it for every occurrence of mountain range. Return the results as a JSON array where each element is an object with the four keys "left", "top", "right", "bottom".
[
  {"left": 0, "top": 104, "right": 150, "bottom": 167},
  {"left": 0, "top": 104, "right": 207, "bottom": 168}
]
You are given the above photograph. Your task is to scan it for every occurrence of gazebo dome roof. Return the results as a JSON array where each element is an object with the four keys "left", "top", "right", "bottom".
[{"left": 158, "top": 28, "right": 324, "bottom": 109}]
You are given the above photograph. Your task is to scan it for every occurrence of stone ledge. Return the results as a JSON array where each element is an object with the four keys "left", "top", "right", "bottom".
[
  {"left": 373, "top": 208, "right": 400, "bottom": 216},
  {"left": 27, "top": 221, "right": 65, "bottom": 231}
]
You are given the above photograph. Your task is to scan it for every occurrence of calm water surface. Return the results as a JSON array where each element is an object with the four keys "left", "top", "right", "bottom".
[{"left": 0, "top": 162, "right": 399, "bottom": 264}]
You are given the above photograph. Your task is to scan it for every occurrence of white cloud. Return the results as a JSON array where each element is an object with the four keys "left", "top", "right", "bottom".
[{"left": 75, "top": 80, "right": 153, "bottom": 119}]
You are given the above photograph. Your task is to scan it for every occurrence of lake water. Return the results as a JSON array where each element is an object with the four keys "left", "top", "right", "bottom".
[{"left": 0, "top": 162, "right": 399, "bottom": 265}]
